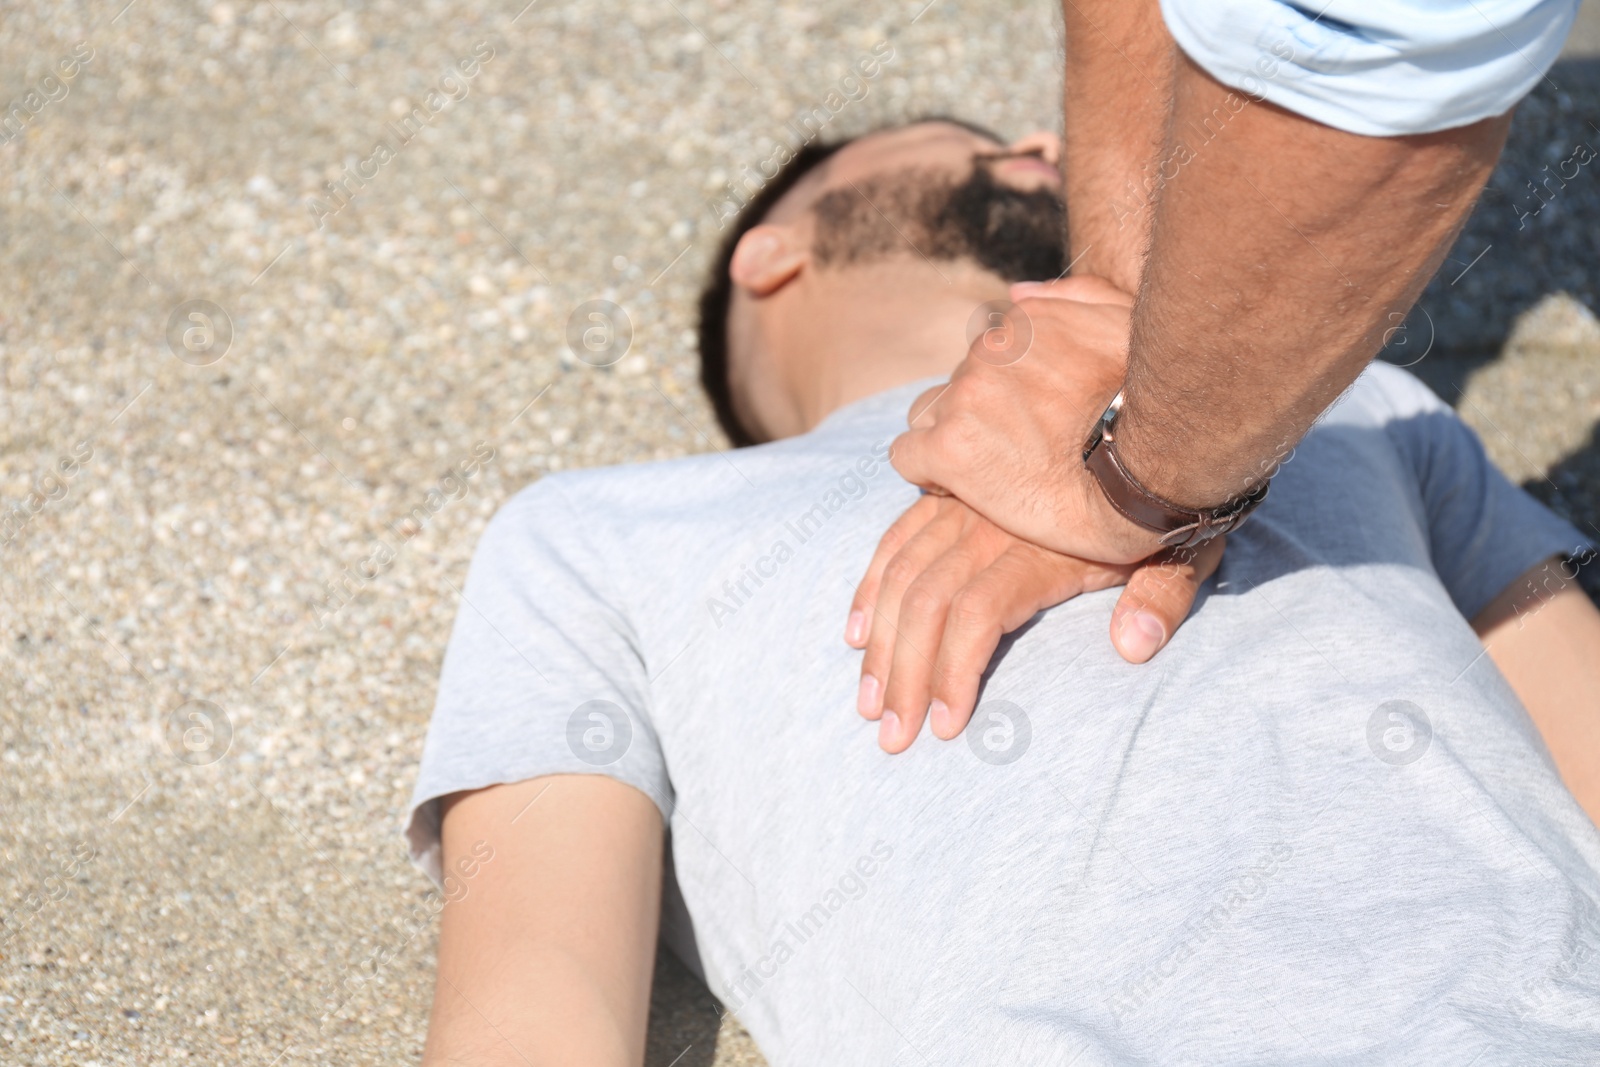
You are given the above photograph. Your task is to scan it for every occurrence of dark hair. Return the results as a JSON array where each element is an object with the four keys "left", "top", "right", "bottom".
[{"left": 696, "top": 115, "right": 1008, "bottom": 446}]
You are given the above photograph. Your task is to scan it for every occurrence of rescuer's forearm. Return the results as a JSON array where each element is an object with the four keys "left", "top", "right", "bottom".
[
  {"left": 1060, "top": 0, "right": 1175, "bottom": 294},
  {"left": 1114, "top": 52, "right": 1510, "bottom": 509}
]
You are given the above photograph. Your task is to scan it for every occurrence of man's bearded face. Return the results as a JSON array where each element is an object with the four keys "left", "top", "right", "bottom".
[{"left": 809, "top": 154, "right": 1066, "bottom": 283}]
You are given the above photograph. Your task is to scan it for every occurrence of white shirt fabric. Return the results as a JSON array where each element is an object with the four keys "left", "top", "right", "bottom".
[{"left": 1159, "top": 0, "right": 1581, "bottom": 134}]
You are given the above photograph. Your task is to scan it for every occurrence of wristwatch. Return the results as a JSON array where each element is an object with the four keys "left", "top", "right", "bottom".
[{"left": 1081, "top": 392, "right": 1270, "bottom": 549}]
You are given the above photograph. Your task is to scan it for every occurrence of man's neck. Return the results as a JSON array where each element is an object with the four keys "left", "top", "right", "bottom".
[{"left": 772, "top": 261, "right": 1013, "bottom": 432}]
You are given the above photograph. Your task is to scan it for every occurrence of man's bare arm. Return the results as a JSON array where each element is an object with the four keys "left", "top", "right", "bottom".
[
  {"left": 1058, "top": 0, "right": 1174, "bottom": 293},
  {"left": 1473, "top": 559, "right": 1600, "bottom": 829},
  {"left": 422, "top": 775, "right": 663, "bottom": 1067},
  {"left": 1116, "top": 52, "right": 1510, "bottom": 508}
]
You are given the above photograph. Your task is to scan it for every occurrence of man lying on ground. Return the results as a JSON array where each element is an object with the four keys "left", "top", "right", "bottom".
[{"left": 406, "top": 119, "right": 1600, "bottom": 1066}]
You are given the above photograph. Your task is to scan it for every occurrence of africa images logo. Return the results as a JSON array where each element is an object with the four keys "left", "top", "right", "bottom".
[{"left": 1366, "top": 700, "right": 1432, "bottom": 766}]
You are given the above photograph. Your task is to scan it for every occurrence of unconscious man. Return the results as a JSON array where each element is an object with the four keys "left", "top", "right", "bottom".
[{"left": 405, "top": 119, "right": 1600, "bottom": 1066}]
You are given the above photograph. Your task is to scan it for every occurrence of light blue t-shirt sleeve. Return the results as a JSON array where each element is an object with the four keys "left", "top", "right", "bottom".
[
  {"left": 405, "top": 476, "right": 671, "bottom": 889},
  {"left": 1371, "top": 365, "right": 1592, "bottom": 620},
  {"left": 1160, "top": 0, "right": 1580, "bottom": 135}
]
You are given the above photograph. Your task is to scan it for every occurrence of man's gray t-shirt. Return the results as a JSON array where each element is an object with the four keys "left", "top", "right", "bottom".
[{"left": 407, "top": 363, "right": 1600, "bottom": 1065}]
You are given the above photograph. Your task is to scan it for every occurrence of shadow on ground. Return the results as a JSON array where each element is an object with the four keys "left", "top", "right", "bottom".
[
  {"left": 1394, "top": 58, "right": 1600, "bottom": 358},
  {"left": 1533, "top": 417, "right": 1600, "bottom": 604},
  {"left": 1532, "top": 417, "right": 1600, "bottom": 533},
  {"left": 645, "top": 950, "right": 723, "bottom": 1067}
]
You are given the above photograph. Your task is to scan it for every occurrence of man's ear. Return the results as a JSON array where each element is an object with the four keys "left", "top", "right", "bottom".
[
  {"left": 730, "top": 224, "right": 808, "bottom": 297},
  {"left": 1008, "top": 130, "right": 1062, "bottom": 167}
]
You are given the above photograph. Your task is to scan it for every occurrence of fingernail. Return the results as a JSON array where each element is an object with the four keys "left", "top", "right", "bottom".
[
  {"left": 1010, "top": 280, "right": 1045, "bottom": 295},
  {"left": 879, "top": 709, "right": 900, "bottom": 748},
  {"left": 929, "top": 698, "right": 951, "bottom": 737},
  {"left": 1122, "top": 611, "right": 1166, "bottom": 662},
  {"left": 845, "top": 610, "right": 867, "bottom": 646},
  {"left": 857, "top": 674, "right": 880, "bottom": 717}
]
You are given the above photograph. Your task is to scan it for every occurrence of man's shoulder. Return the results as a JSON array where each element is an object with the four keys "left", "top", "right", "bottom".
[
  {"left": 535, "top": 424, "right": 895, "bottom": 512},
  {"left": 483, "top": 391, "right": 911, "bottom": 556}
]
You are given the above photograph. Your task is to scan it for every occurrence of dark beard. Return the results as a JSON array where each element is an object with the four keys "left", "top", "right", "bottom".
[{"left": 810, "top": 160, "right": 1066, "bottom": 282}]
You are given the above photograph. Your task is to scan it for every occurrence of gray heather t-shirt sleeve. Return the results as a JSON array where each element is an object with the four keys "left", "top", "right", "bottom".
[
  {"left": 1372, "top": 365, "right": 1591, "bottom": 621},
  {"left": 405, "top": 476, "right": 670, "bottom": 888}
]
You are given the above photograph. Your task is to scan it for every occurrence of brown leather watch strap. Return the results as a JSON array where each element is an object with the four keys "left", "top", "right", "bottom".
[{"left": 1081, "top": 393, "right": 1269, "bottom": 548}]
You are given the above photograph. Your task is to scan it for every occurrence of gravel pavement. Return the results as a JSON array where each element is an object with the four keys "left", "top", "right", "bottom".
[{"left": 1, "top": 2, "right": 1596, "bottom": 1064}]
